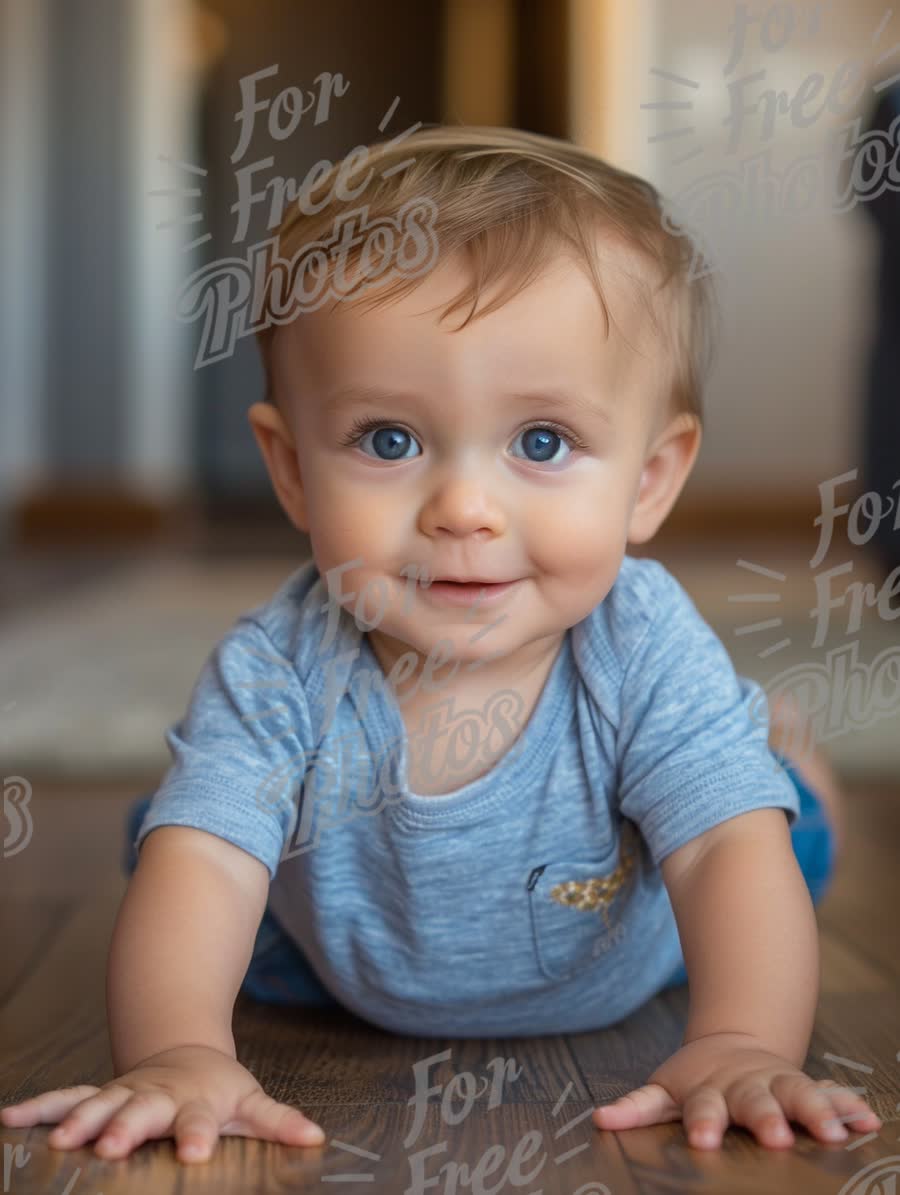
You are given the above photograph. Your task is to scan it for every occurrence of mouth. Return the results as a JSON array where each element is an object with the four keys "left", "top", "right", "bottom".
[
  {"left": 432, "top": 577, "right": 510, "bottom": 585},
  {"left": 419, "top": 577, "right": 522, "bottom": 607}
]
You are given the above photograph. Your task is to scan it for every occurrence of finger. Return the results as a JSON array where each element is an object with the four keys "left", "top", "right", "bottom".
[
  {"left": 0, "top": 1087, "right": 102, "bottom": 1127},
  {"left": 774, "top": 1077, "right": 883, "bottom": 1140},
  {"left": 92, "top": 1091, "right": 178, "bottom": 1159},
  {"left": 813, "top": 1080, "right": 883, "bottom": 1133},
  {"left": 768, "top": 1075, "right": 853, "bottom": 1143},
  {"left": 46, "top": 1086, "right": 134, "bottom": 1150},
  {"left": 723, "top": 1079, "right": 794, "bottom": 1148},
  {"left": 592, "top": 1083, "right": 679, "bottom": 1130},
  {"left": 681, "top": 1084, "right": 730, "bottom": 1149},
  {"left": 232, "top": 1089, "right": 326, "bottom": 1147},
  {"left": 173, "top": 1099, "right": 221, "bottom": 1164}
]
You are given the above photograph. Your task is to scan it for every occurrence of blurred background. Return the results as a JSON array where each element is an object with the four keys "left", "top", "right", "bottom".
[{"left": 1, "top": 0, "right": 899, "bottom": 813}]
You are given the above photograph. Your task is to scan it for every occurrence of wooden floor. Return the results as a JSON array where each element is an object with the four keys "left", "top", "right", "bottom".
[{"left": 0, "top": 776, "right": 898, "bottom": 1194}]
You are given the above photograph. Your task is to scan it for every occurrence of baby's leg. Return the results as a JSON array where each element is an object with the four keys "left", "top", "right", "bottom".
[
  {"left": 241, "top": 908, "right": 341, "bottom": 1008},
  {"left": 768, "top": 695, "right": 847, "bottom": 865}
]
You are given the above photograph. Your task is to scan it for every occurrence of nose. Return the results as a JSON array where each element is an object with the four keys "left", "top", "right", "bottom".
[{"left": 417, "top": 465, "right": 507, "bottom": 540}]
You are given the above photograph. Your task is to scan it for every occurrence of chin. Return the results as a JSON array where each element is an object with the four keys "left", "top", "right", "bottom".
[{"left": 401, "top": 627, "right": 509, "bottom": 671}]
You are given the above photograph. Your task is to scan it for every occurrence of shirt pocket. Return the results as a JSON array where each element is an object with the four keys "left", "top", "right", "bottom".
[{"left": 527, "top": 821, "right": 639, "bottom": 982}]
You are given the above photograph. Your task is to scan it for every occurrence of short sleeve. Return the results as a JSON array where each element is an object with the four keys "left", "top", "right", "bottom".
[
  {"left": 616, "top": 566, "right": 800, "bottom": 867},
  {"left": 133, "top": 617, "right": 310, "bottom": 881}
]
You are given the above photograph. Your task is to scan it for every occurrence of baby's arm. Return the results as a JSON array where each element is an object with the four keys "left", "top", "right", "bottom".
[
  {"left": 593, "top": 809, "right": 882, "bottom": 1148},
  {"left": 107, "top": 825, "right": 265, "bottom": 1070},
  {"left": 659, "top": 808, "right": 818, "bottom": 1059},
  {"left": 1, "top": 827, "right": 326, "bottom": 1163}
]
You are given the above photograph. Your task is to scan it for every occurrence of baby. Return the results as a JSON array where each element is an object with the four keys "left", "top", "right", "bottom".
[{"left": 1, "top": 126, "right": 881, "bottom": 1163}]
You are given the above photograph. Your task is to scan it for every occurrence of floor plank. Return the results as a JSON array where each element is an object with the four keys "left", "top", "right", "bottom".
[{"left": 2, "top": 778, "right": 897, "bottom": 1194}]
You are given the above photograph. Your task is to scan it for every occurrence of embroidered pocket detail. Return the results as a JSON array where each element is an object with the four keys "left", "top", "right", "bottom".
[
  {"left": 548, "top": 825, "right": 637, "bottom": 928},
  {"left": 527, "top": 822, "right": 638, "bottom": 981}
]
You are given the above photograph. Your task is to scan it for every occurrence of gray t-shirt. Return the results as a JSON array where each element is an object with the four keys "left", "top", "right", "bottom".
[{"left": 133, "top": 554, "right": 799, "bottom": 1037}]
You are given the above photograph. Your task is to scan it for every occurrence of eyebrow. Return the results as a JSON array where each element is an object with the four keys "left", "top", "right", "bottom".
[{"left": 322, "top": 384, "right": 614, "bottom": 422}]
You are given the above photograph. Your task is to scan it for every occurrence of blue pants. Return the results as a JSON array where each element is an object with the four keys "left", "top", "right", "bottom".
[{"left": 121, "top": 748, "right": 836, "bottom": 1004}]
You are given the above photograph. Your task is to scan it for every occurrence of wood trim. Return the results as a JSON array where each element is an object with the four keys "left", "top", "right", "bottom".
[
  {"left": 9, "top": 482, "right": 845, "bottom": 549},
  {"left": 567, "top": 0, "right": 654, "bottom": 173},
  {"left": 654, "top": 486, "right": 840, "bottom": 544},
  {"left": 10, "top": 483, "right": 201, "bottom": 548},
  {"left": 441, "top": 0, "right": 516, "bottom": 125},
  {"left": 515, "top": 0, "right": 570, "bottom": 138}
]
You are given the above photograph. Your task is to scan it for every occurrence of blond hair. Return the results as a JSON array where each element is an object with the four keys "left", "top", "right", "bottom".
[{"left": 255, "top": 125, "right": 718, "bottom": 423}]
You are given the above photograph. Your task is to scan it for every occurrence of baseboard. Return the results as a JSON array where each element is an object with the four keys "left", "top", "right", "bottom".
[
  {"left": 8, "top": 481, "right": 846, "bottom": 549},
  {"left": 10, "top": 483, "right": 202, "bottom": 549},
  {"left": 656, "top": 486, "right": 830, "bottom": 543}
]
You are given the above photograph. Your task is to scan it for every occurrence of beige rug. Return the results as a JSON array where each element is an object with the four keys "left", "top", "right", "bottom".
[
  {"left": 0, "top": 556, "right": 297, "bottom": 780},
  {"left": 1, "top": 553, "right": 897, "bottom": 782}
]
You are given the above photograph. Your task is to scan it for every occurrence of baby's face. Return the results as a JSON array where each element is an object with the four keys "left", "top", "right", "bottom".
[{"left": 260, "top": 242, "right": 672, "bottom": 673}]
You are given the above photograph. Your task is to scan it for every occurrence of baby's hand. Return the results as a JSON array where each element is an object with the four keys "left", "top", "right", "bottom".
[
  {"left": 591, "top": 1031, "right": 882, "bottom": 1150},
  {"left": 0, "top": 1044, "right": 326, "bottom": 1164}
]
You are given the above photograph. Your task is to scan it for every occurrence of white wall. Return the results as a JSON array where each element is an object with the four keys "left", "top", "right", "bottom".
[
  {"left": 126, "top": 0, "right": 196, "bottom": 501},
  {"left": 571, "top": 0, "right": 885, "bottom": 491}
]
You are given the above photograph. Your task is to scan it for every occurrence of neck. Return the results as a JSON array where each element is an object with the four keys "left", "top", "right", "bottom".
[{"left": 365, "top": 626, "right": 566, "bottom": 709}]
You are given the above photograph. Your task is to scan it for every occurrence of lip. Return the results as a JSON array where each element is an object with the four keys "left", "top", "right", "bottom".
[
  {"left": 419, "top": 578, "right": 521, "bottom": 607},
  {"left": 431, "top": 575, "right": 509, "bottom": 584}
]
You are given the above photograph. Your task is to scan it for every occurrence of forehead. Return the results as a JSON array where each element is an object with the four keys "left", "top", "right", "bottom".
[{"left": 273, "top": 230, "right": 667, "bottom": 412}]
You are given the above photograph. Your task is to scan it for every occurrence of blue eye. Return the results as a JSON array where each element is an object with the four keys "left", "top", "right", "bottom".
[
  {"left": 510, "top": 425, "right": 574, "bottom": 464},
  {"left": 343, "top": 419, "right": 422, "bottom": 460},
  {"left": 339, "top": 417, "right": 585, "bottom": 464}
]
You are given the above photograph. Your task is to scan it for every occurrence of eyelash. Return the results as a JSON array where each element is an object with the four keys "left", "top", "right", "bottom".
[{"left": 338, "top": 415, "right": 590, "bottom": 454}]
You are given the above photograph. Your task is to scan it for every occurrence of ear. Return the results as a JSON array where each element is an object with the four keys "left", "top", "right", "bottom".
[
  {"left": 627, "top": 412, "right": 702, "bottom": 545},
  {"left": 247, "top": 401, "right": 310, "bottom": 534}
]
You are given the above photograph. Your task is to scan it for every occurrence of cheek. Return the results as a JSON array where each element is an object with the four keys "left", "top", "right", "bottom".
[
  {"left": 523, "top": 486, "right": 627, "bottom": 571},
  {"left": 303, "top": 462, "right": 401, "bottom": 555},
  {"left": 309, "top": 519, "right": 395, "bottom": 601}
]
